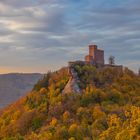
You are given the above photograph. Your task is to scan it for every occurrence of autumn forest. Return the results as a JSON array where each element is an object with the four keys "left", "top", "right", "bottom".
[{"left": 0, "top": 64, "right": 140, "bottom": 140}]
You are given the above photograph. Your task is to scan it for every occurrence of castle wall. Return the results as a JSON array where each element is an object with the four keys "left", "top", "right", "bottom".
[
  {"left": 104, "top": 64, "right": 123, "bottom": 70},
  {"left": 95, "top": 50, "right": 104, "bottom": 65},
  {"left": 85, "top": 55, "right": 94, "bottom": 64}
]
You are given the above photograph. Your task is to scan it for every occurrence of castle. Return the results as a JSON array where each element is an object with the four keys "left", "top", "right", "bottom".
[
  {"left": 85, "top": 45, "right": 104, "bottom": 66},
  {"left": 68, "top": 44, "right": 123, "bottom": 70}
]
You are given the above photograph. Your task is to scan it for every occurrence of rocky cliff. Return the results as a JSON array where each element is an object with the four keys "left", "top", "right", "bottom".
[{"left": 62, "top": 67, "right": 81, "bottom": 94}]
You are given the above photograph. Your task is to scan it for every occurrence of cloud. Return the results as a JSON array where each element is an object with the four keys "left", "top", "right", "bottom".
[{"left": 0, "top": 0, "right": 139, "bottom": 73}]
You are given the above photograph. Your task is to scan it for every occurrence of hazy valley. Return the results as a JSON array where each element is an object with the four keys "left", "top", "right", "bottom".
[{"left": 0, "top": 73, "right": 42, "bottom": 109}]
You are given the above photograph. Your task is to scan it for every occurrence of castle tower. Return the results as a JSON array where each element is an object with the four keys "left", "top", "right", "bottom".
[
  {"left": 89, "top": 45, "right": 97, "bottom": 57},
  {"left": 85, "top": 44, "right": 104, "bottom": 66}
]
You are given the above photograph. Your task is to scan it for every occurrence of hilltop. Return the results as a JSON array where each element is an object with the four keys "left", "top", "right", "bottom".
[{"left": 0, "top": 63, "right": 140, "bottom": 140}]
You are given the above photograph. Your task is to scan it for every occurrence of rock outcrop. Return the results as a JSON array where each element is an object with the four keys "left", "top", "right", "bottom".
[{"left": 62, "top": 67, "right": 81, "bottom": 94}]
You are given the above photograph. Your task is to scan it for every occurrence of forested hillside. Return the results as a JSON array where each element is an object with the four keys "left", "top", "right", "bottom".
[{"left": 0, "top": 64, "right": 140, "bottom": 140}]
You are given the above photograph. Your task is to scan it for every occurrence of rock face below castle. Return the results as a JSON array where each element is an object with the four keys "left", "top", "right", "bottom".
[
  {"left": 85, "top": 45, "right": 104, "bottom": 66},
  {"left": 62, "top": 67, "right": 81, "bottom": 94}
]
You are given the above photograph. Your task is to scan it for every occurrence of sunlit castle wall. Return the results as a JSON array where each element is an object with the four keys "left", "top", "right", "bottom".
[{"left": 89, "top": 45, "right": 97, "bottom": 57}]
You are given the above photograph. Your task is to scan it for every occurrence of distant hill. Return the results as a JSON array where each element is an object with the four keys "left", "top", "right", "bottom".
[{"left": 0, "top": 73, "right": 42, "bottom": 109}]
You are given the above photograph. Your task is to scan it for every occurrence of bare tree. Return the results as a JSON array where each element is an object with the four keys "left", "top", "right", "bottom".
[
  {"left": 138, "top": 68, "right": 140, "bottom": 76},
  {"left": 109, "top": 55, "right": 115, "bottom": 65}
]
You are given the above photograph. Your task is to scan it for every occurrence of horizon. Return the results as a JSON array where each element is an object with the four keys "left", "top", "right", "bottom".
[
  {"left": 0, "top": 62, "right": 138, "bottom": 74},
  {"left": 0, "top": 0, "right": 139, "bottom": 73}
]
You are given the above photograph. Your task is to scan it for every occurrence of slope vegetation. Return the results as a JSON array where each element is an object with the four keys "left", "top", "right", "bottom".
[{"left": 0, "top": 64, "right": 140, "bottom": 140}]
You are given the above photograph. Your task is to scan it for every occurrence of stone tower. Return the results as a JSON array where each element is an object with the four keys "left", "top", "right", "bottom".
[{"left": 85, "top": 45, "right": 104, "bottom": 66}]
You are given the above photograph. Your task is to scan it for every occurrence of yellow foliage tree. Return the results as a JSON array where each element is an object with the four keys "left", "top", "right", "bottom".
[
  {"left": 50, "top": 117, "right": 57, "bottom": 126},
  {"left": 93, "top": 106, "right": 106, "bottom": 120},
  {"left": 63, "top": 111, "right": 70, "bottom": 122},
  {"left": 68, "top": 137, "right": 75, "bottom": 140},
  {"left": 68, "top": 123, "right": 78, "bottom": 136},
  {"left": 39, "top": 88, "right": 47, "bottom": 95}
]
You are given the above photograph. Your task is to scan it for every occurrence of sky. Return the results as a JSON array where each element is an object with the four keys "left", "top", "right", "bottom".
[{"left": 0, "top": 0, "right": 139, "bottom": 73}]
